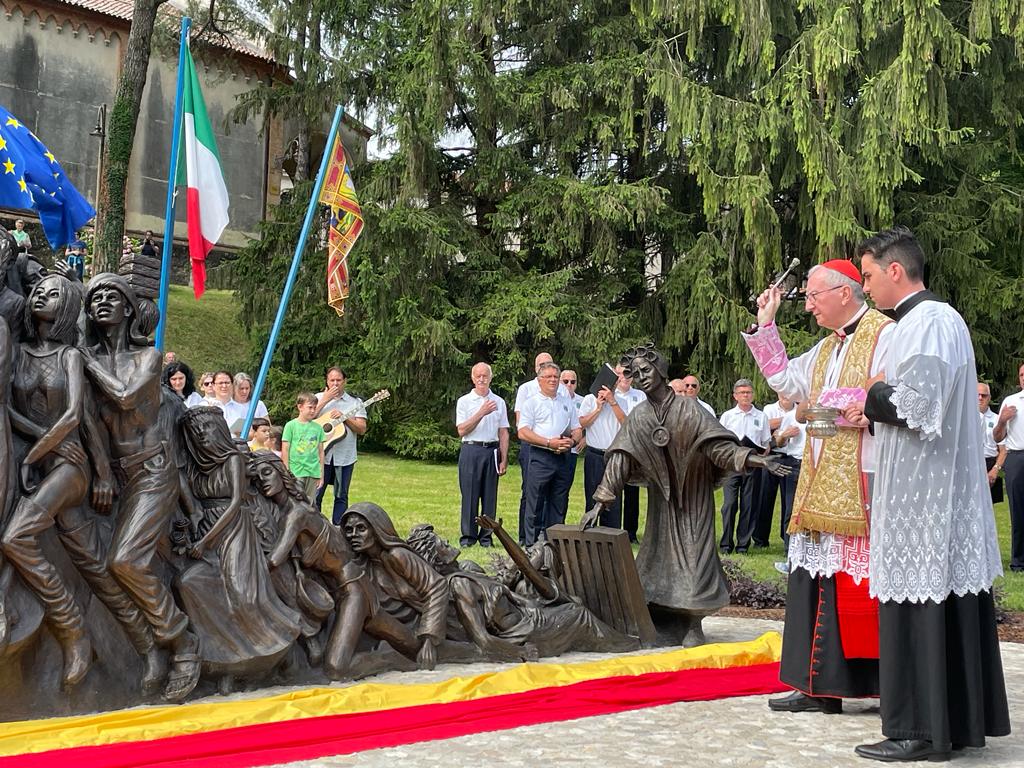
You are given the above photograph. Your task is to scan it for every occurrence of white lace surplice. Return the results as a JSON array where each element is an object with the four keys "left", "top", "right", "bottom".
[
  {"left": 789, "top": 531, "right": 871, "bottom": 584},
  {"left": 870, "top": 300, "right": 1003, "bottom": 604}
]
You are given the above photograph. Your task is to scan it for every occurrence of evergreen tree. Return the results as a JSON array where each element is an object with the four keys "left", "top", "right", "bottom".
[{"left": 235, "top": 0, "right": 1024, "bottom": 458}]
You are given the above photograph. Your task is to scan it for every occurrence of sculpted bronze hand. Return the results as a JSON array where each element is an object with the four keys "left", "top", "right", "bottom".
[
  {"left": 580, "top": 504, "right": 604, "bottom": 530},
  {"left": 746, "top": 453, "right": 793, "bottom": 477}
]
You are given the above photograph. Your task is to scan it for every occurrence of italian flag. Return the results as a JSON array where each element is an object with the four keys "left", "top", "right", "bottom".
[{"left": 176, "top": 43, "right": 229, "bottom": 298}]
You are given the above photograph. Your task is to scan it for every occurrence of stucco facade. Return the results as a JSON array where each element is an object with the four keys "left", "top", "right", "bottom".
[{"left": 0, "top": 0, "right": 370, "bottom": 249}]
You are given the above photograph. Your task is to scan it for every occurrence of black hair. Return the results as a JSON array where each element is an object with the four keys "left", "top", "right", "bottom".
[
  {"left": 855, "top": 226, "right": 925, "bottom": 282},
  {"left": 162, "top": 361, "right": 197, "bottom": 398}
]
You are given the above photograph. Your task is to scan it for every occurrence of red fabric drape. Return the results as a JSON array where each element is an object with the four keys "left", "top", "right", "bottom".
[{"left": 4, "top": 662, "right": 785, "bottom": 768}]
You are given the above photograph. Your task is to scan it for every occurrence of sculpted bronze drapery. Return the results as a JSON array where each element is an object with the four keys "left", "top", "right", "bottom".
[{"left": 0, "top": 275, "right": 740, "bottom": 720}]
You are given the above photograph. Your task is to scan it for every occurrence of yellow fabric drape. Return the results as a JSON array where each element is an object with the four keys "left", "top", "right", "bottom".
[{"left": 0, "top": 632, "right": 781, "bottom": 757}]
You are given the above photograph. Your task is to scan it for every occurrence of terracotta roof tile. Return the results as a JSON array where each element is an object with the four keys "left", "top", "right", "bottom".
[{"left": 57, "top": 0, "right": 274, "bottom": 62}]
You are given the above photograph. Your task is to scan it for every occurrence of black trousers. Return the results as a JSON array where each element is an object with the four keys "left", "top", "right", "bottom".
[
  {"left": 780, "top": 568, "right": 879, "bottom": 698},
  {"left": 719, "top": 470, "right": 760, "bottom": 552},
  {"left": 878, "top": 591, "right": 1010, "bottom": 750},
  {"left": 1003, "top": 449, "right": 1024, "bottom": 569},
  {"left": 517, "top": 442, "right": 546, "bottom": 544},
  {"left": 583, "top": 448, "right": 640, "bottom": 538},
  {"left": 458, "top": 443, "right": 499, "bottom": 546},
  {"left": 985, "top": 455, "right": 1004, "bottom": 505},
  {"left": 522, "top": 449, "right": 573, "bottom": 545},
  {"left": 773, "top": 456, "right": 801, "bottom": 551},
  {"left": 753, "top": 455, "right": 783, "bottom": 546}
]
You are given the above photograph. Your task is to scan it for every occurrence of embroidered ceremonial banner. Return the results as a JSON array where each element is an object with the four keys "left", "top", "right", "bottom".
[{"left": 318, "top": 135, "right": 363, "bottom": 317}]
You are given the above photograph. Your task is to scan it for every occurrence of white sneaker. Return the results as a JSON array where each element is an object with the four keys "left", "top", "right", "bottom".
[{"left": 773, "top": 561, "right": 790, "bottom": 575}]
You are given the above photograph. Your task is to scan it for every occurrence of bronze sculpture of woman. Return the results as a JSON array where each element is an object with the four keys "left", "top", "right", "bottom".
[
  {"left": 1, "top": 274, "right": 92, "bottom": 687},
  {"left": 253, "top": 452, "right": 422, "bottom": 679},
  {"left": 340, "top": 503, "right": 450, "bottom": 670},
  {"left": 177, "top": 406, "right": 301, "bottom": 691}
]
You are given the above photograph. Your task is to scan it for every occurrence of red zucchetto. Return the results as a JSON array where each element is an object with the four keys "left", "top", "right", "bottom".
[{"left": 820, "top": 259, "right": 862, "bottom": 285}]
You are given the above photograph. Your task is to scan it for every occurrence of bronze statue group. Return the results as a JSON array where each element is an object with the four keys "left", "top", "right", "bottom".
[
  {"left": 0, "top": 223, "right": 1012, "bottom": 764},
  {"left": 0, "top": 225, "right": 637, "bottom": 721}
]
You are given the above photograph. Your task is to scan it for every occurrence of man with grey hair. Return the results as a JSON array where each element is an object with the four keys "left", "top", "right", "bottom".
[
  {"left": 718, "top": 378, "right": 770, "bottom": 553},
  {"left": 455, "top": 362, "right": 509, "bottom": 547},
  {"left": 513, "top": 352, "right": 568, "bottom": 543},
  {"left": 742, "top": 259, "right": 894, "bottom": 716},
  {"left": 517, "top": 361, "right": 581, "bottom": 544}
]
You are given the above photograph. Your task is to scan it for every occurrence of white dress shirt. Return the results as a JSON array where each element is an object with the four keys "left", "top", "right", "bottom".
[
  {"left": 978, "top": 408, "right": 1002, "bottom": 459},
  {"left": 514, "top": 378, "right": 569, "bottom": 415},
  {"left": 456, "top": 390, "right": 510, "bottom": 443},
  {"left": 579, "top": 387, "right": 647, "bottom": 450},
  {"left": 776, "top": 408, "right": 807, "bottom": 459},
  {"left": 207, "top": 398, "right": 248, "bottom": 434},
  {"left": 763, "top": 401, "right": 785, "bottom": 425},
  {"left": 719, "top": 405, "right": 771, "bottom": 448},
  {"left": 696, "top": 398, "right": 715, "bottom": 416},
  {"left": 998, "top": 392, "right": 1024, "bottom": 451}
]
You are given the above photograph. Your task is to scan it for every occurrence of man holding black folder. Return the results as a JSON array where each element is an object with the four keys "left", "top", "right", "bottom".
[{"left": 579, "top": 364, "right": 646, "bottom": 540}]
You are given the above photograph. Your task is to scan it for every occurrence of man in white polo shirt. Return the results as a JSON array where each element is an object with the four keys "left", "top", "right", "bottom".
[
  {"left": 718, "top": 378, "right": 771, "bottom": 553},
  {"left": 994, "top": 363, "right": 1024, "bottom": 572},
  {"left": 518, "top": 361, "right": 582, "bottom": 545},
  {"left": 455, "top": 362, "right": 510, "bottom": 547},
  {"left": 513, "top": 352, "right": 568, "bottom": 543},
  {"left": 978, "top": 382, "right": 1006, "bottom": 506},
  {"left": 680, "top": 374, "right": 716, "bottom": 416},
  {"left": 579, "top": 364, "right": 646, "bottom": 540}
]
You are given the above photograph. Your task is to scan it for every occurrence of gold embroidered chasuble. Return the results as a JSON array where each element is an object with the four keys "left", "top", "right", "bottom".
[{"left": 789, "top": 308, "right": 893, "bottom": 537}]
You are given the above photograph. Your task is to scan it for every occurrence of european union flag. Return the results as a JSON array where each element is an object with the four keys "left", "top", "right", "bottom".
[{"left": 0, "top": 104, "right": 96, "bottom": 249}]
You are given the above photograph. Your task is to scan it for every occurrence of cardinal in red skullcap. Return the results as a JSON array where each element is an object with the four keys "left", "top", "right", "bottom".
[{"left": 737, "top": 256, "right": 896, "bottom": 715}]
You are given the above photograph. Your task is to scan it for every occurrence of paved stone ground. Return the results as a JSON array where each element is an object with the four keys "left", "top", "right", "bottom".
[{"left": 255, "top": 617, "right": 1023, "bottom": 768}]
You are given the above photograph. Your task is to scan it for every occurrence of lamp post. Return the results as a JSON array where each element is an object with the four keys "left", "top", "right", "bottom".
[{"left": 89, "top": 104, "right": 107, "bottom": 210}]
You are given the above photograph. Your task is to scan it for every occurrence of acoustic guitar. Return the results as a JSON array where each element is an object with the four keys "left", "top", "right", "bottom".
[{"left": 315, "top": 389, "right": 390, "bottom": 449}]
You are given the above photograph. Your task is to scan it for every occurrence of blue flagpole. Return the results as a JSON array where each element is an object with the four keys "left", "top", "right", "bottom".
[
  {"left": 242, "top": 104, "right": 345, "bottom": 440},
  {"left": 155, "top": 16, "right": 192, "bottom": 351}
]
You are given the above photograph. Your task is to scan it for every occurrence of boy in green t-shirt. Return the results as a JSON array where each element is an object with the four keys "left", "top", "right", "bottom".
[{"left": 281, "top": 392, "right": 325, "bottom": 501}]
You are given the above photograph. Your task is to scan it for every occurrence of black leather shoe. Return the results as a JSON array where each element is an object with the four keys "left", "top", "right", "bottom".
[
  {"left": 768, "top": 691, "right": 842, "bottom": 714},
  {"left": 854, "top": 739, "right": 950, "bottom": 762}
]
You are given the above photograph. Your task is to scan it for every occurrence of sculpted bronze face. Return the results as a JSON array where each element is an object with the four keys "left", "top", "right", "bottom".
[
  {"left": 30, "top": 276, "right": 64, "bottom": 321},
  {"left": 343, "top": 515, "right": 376, "bottom": 553},
  {"left": 88, "top": 286, "right": 130, "bottom": 326},
  {"left": 254, "top": 460, "right": 284, "bottom": 497},
  {"left": 629, "top": 357, "right": 659, "bottom": 394}
]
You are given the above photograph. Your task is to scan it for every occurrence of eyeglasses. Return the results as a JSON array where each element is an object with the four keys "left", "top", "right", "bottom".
[
  {"left": 804, "top": 285, "right": 844, "bottom": 305},
  {"left": 561, "top": 378, "right": 576, "bottom": 384},
  {"left": 202, "top": 380, "right": 213, "bottom": 387},
  {"left": 682, "top": 383, "right": 698, "bottom": 389}
]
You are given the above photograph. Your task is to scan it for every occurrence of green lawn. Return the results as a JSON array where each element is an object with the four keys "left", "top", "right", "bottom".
[
  {"left": 327, "top": 453, "right": 1024, "bottom": 611},
  {"left": 163, "top": 285, "right": 252, "bottom": 376}
]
